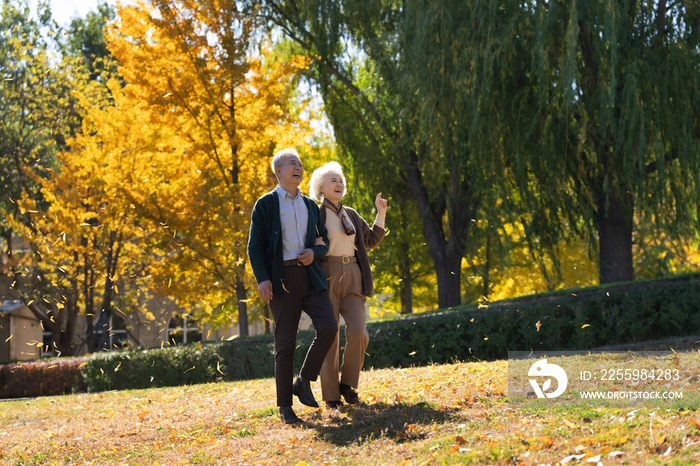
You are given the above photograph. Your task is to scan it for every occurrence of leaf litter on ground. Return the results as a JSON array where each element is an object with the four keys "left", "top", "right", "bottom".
[{"left": 0, "top": 356, "right": 699, "bottom": 465}]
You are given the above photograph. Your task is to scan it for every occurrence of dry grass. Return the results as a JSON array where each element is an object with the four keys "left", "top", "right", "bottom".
[{"left": 1, "top": 358, "right": 699, "bottom": 465}]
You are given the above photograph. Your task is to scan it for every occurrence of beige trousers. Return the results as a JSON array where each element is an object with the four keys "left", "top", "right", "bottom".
[{"left": 319, "top": 260, "right": 369, "bottom": 401}]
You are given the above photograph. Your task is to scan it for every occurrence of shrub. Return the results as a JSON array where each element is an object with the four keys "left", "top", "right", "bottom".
[
  {"left": 0, "top": 357, "right": 87, "bottom": 398},
  {"left": 363, "top": 274, "right": 700, "bottom": 368},
  {"left": 2, "top": 273, "right": 699, "bottom": 398}
]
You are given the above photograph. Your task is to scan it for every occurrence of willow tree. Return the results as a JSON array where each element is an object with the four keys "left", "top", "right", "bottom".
[
  {"left": 498, "top": 0, "right": 700, "bottom": 284},
  {"left": 262, "top": 0, "right": 506, "bottom": 308}
]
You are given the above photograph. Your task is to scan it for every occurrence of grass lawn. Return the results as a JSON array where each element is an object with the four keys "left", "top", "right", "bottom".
[{"left": 1, "top": 358, "right": 699, "bottom": 465}]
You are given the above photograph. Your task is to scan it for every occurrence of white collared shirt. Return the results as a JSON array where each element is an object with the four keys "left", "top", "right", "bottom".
[{"left": 276, "top": 186, "right": 309, "bottom": 261}]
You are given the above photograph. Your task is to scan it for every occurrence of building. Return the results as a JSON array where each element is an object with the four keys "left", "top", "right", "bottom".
[{"left": 0, "top": 300, "right": 42, "bottom": 361}]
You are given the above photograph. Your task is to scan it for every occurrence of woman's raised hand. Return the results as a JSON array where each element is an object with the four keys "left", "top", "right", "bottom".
[{"left": 375, "top": 192, "right": 388, "bottom": 215}]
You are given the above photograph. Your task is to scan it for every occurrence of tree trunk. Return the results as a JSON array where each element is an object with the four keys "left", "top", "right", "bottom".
[
  {"left": 264, "top": 305, "right": 270, "bottom": 334},
  {"left": 597, "top": 188, "right": 634, "bottom": 284},
  {"left": 483, "top": 233, "right": 491, "bottom": 300},
  {"left": 400, "top": 273, "right": 413, "bottom": 314},
  {"left": 406, "top": 148, "right": 464, "bottom": 309},
  {"left": 236, "top": 273, "right": 248, "bottom": 337},
  {"left": 432, "top": 245, "right": 462, "bottom": 308}
]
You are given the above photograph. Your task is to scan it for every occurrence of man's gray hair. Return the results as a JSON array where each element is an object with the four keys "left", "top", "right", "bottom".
[
  {"left": 308, "top": 161, "right": 347, "bottom": 202},
  {"left": 271, "top": 148, "right": 300, "bottom": 178}
]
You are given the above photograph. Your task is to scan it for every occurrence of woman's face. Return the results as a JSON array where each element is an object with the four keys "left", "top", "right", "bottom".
[{"left": 321, "top": 171, "right": 345, "bottom": 204}]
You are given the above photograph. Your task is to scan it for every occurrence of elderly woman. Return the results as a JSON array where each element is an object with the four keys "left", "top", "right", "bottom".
[{"left": 308, "top": 162, "right": 387, "bottom": 409}]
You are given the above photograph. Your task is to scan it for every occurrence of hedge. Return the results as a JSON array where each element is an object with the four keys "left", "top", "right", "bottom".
[
  {"left": 0, "top": 357, "right": 87, "bottom": 398},
  {"left": 2, "top": 274, "right": 699, "bottom": 398}
]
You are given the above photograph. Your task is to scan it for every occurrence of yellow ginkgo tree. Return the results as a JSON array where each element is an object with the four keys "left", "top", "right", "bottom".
[{"left": 100, "top": 0, "right": 316, "bottom": 335}]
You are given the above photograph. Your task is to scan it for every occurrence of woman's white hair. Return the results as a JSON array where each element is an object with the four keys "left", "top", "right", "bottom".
[{"left": 308, "top": 161, "right": 347, "bottom": 202}]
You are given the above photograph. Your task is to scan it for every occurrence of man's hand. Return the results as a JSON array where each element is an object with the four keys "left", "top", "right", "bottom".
[
  {"left": 258, "top": 280, "right": 273, "bottom": 300},
  {"left": 297, "top": 248, "right": 315, "bottom": 265}
]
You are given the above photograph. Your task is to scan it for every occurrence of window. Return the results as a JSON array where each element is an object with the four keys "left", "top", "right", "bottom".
[{"left": 167, "top": 314, "right": 201, "bottom": 345}]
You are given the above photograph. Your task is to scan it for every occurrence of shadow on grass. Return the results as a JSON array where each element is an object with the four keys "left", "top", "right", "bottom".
[{"left": 304, "top": 400, "right": 461, "bottom": 447}]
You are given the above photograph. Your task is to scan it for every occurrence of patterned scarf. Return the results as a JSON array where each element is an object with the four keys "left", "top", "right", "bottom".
[{"left": 322, "top": 198, "right": 355, "bottom": 236}]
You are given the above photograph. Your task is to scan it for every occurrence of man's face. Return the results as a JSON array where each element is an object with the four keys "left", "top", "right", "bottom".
[{"left": 276, "top": 154, "right": 304, "bottom": 188}]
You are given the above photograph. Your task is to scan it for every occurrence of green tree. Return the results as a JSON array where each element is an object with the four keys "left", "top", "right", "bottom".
[
  {"left": 66, "top": 2, "right": 118, "bottom": 79},
  {"left": 263, "top": 0, "right": 493, "bottom": 309},
  {"left": 477, "top": 0, "right": 700, "bottom": 284}
]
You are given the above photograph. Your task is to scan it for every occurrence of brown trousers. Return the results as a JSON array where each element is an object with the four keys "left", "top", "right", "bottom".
[
  {"left": 268, "top": 265, "right": 337, "bottom": 407},
  {"left": 319, "top": 260, "right": 369, "bottom": 401}
]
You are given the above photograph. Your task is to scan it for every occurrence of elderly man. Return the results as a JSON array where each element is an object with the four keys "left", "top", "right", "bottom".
[{"left": 247, "top": 148, "right": 337, "bottom": 424}]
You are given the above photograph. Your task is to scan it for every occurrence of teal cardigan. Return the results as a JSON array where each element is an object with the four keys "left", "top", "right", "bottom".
[{"left": 247, "top": 190, "right": 330, "bottom": 296}]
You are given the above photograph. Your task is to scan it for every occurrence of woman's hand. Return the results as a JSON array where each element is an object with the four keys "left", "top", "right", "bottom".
[
  {"left": 375, "top": 192, "right": 388, "bottom": 215},
  {"left": 314, "top": 237, "right": 326, "bottom": 246}
]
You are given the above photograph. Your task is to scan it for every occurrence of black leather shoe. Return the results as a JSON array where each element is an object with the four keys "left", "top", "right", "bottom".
[
  {"left": 293, "top": 375, "right": 319, "bottom": 408},
  {"left": 325, "top": 400, "right": 343, "bottom": 410},
  {"left": 339, "top": 383, "right": 360, "bottom": 404},
  {"left": 279, "top": 406, "right": 301, "bottom": 424}
]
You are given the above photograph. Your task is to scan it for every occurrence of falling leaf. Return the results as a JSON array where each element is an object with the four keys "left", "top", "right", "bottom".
[
  {"left": 483, "top": 336, "right": 488, "bottom": 341},
  {"left": 184, "top": 366, "right": 195, "bottom": 373},
  {"left": 78, "top": 362, "right": 88, "bottom": 368},
  {"left": 409, "top": 351, "right": 416, "bottom": 356},
  {"left": 581, "top": 324, "right": 590, "bottom": 329},
  {"left": 478, "top": 302, "right": 488, "bottom": 309},
  {"left": 226, "top": 335, "right": 239, "bottom": 341},
  {"left": 470, "top": 318, "right": 475, "bottom": 322},
  {"left": 217, "top": 361, "right": 224, "bottom": 375},
  {"left": 281, "top": 281, "right": 290, "bottom": 293},
  {"left": 5, "top": 335, "right": 13, "bottom": 342},
  {"left": 535, "top": 321, "right": 542, "bottom": 332}
]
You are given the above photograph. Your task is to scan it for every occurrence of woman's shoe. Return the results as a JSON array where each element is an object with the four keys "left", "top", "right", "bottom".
[{"left": 325, "top": 400, "right": 343, "bottom": 410}]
